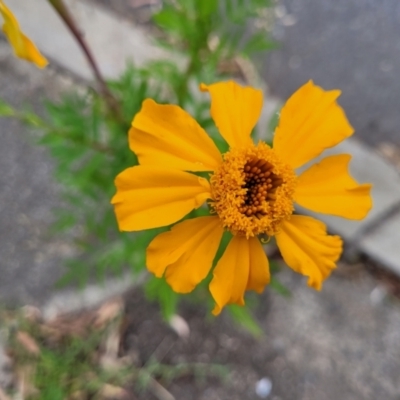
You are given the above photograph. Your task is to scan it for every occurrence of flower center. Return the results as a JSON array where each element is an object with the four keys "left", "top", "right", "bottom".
[
  {"left": 210, "top": 142, "right": 296, "bottom": 238},
  {"left": 240, "top": 158, "right": 283, "bottom": 218}
]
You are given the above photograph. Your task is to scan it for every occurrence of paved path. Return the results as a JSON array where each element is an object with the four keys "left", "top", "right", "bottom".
[
  {"left": 0, "top": 46, "right": 73, "bottom": 306},
  {"left": 262, "top": 0, "right": 400, "bottom": 148}
]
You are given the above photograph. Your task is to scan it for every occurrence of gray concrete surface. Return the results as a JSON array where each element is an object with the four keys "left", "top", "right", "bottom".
[
  {"left": 360, "top": 211, "right": 400, "bottom": 276},
  {"left": 7, "top": 0, "right": 171, "bottom": 81},
  {"left": 262, "top": 0, "right": 400, "bottom": 148},
  {"left": 0, "top": 43, "right": 77, "bottom": 306},
  {"left": 0, "top": 43, "right": 141, "bottom": 310},
  {"left": 260, "top": 266, "right": 400, "bottom": 400},
  {"left": 300, "top": 138, "right": 400, "bottom": 242}
]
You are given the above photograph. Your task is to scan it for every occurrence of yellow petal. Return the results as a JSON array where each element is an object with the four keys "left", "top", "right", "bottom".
[
  {"left": 273, "top": 81, "right": 353, "bottom": 169},
  {"left": 210, "top": 236, "right": 248, "bottom": 315},
  {"left": 200, "top": 81, "right": 263, "bottom": 149},
  {"left": 146, "top": 216, "right": 223, "bottom": 293},
  {"left": 275, "top": 215, "right": 343, "bottom": 290},
  {"left": 0, "top": 1, "right": 48, "bottom": 68},
  {"left": 210, "top": 236, "right": 269, "bottom": 315},
  {"left": 246, "top": 237, "right": 270, "bottom": 293},
  {"left": 111, "top": 166, "right": 211, "bottom": 230},
  {"left": 130, "top": 99, "right": 222, "bottom": 171},
  {"left": 296, "top": 154, "right": 372, "bottom": 219}
]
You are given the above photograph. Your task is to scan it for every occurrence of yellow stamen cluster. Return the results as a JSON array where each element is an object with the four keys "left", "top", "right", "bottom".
[{"left": 210, "top": 142, "right": 296, "bottom": 238}]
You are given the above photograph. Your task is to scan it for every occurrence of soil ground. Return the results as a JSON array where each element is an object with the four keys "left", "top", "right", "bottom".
[
  {"left": 3, "top": 260, "right": 400, "bottom": 399},
  {"left": 121, "top": 262, "right": 400, "bottom": 400}
]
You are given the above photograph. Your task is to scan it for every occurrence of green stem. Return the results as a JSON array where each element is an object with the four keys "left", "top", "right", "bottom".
[{"left": 47, "top": 0, "right": 123, "bottom": 122}]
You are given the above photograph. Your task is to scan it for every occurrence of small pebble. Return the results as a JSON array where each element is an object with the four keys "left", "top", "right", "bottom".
[
  {"left": 255, "top": 377, "right": 273, "bottom": 398},
  {"left": 169, "top": 314, "right": 190, "bottom": 339},
  {"left": 369, "top": 285, "right": 387, "bottom": 306}
]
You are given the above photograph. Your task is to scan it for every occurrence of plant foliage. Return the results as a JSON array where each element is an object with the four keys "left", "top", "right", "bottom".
[{"left": 0, "top": 0, "right": 280, "bottom": 334}]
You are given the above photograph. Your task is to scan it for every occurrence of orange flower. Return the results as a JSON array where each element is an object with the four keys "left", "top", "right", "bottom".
[
  {"left": 112, "top": 80, "right": 372, "bottom": 314},
  {"left": 0, "top": 0, "right": 48, "bottom": 68}
]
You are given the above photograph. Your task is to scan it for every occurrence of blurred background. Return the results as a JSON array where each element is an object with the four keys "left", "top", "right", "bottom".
[
  {"left": 100, "top": 0, "right": 400, "bottom": 148},
  {"left": 263, "top": 0, "right": 400, "bottom": 150},
  {"left": 1, "top": 0, "right": 400, "bottom": 399}
]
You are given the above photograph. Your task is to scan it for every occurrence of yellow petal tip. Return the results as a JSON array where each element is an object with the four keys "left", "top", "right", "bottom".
[
  {"left": 199, "top": 83, "right": 209, "bottom": 92},
  {"left": 211, "top": 305, "right": 221, "bottom": 316},
  {"left": 307, "top": 279, "right": 323, "bottom": 291}
]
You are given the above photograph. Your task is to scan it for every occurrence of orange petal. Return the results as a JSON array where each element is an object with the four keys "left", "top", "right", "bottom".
[
  {"left": 296, "top": 154, "right": 372, "bottom": 219},
  {"left": 111, "top": 166, "right": 211, "bottom": 231},
  {"left": 146, "top": 216, "right": 223, "bottom": 293},
  {"left": 200, "top": 81, "right": 263, "bottom": 149},
  {"left": 130, "top": 99, "right": 222, "bottom": 171},
  {"left": 273, "top": 81, "right": 353, "bottom": 169},
  {"left": 247, "top": 237, "right": 270, "bottom": 293},
  {"left": 0, "top": 1, "right": 48, "bottom": 68},
  {"left": 275, "top": 215, "right": 343, "bottom": 290},
  {"left": 210, "top": 236, "right": 269, "bottom": 315}
]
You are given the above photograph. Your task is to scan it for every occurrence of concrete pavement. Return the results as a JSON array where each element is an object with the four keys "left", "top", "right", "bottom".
[{"left": 262, "top": 0, "right": 400, "bottom": 149}]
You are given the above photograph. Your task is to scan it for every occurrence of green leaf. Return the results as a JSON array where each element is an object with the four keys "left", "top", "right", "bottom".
[
  {"left": 198, "top": 0, "right": 218, "bottom": 17},
  {"left": 243, "top": 32, "right": 277, "bottom": 55},
  {"left": 212, "top": 230, "right": 233, "bottom": 267},
  {"left": 267, "top": 106, "right": 281, "bottom": 140},
  {"left": 22, "top": 111, "right": 44, "bottom": 128},
  {"left": 0, "top": 98, "right": 15, "bottom": 116},
  {"left": 153, "top": 8, "right": 185, "bottom": 35},
  {"left": 51, "top": 211, "right": 77, "bottom": 233},
  {"left": 270, "top": 276, "right": 291, "bottom": 297},
  {"left": 56, "top": 259, "right": 90, "bottom": 289},
  {"left": 227, "top": 304, "right": 263, "bottom": 337},
  {"left": 145, "top": 276, "right": 179, "bottom": 320}
]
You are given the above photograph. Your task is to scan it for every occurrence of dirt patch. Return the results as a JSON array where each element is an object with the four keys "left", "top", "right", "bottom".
[
  {"left": 3, "top": 261, "right": 400, "bottom": 400},
  {"left": 120, "top": 262, "right": 400, "bottom": 400}
]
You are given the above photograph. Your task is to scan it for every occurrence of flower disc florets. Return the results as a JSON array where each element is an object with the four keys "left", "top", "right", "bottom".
[{"left": 210, "top": 142, "right": 296, "bottom": 238}]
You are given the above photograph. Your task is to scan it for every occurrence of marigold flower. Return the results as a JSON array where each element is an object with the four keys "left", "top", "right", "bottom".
[
  {"left": 112, "top": 80, "right": 372, "bottom": 315},
  {"left": 0, "top": 0, "right": 48, "bottom": 68}
]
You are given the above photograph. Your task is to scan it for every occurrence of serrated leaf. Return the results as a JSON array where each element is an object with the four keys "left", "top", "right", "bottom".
[{"left": 243, "top": 33, "right": 276, "bottom": 55}]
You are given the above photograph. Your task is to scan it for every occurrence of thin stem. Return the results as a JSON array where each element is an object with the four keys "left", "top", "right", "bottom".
[{"left": 47, "top": 0, "right": 123, "bottom": 122}]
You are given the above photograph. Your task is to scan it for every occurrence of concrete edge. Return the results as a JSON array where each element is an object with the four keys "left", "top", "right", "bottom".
[{"left": 41, "top": 271, "right": 147, "bottom": 320}]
